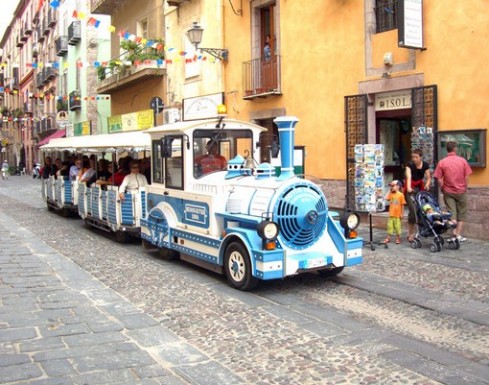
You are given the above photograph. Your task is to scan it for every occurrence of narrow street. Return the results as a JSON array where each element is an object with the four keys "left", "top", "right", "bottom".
[{"left": 1, "top": 175, "right": 488, "bottom": 385}]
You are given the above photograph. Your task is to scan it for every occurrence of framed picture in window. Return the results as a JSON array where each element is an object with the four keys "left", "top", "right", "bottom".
[{"left": 438, "top": 129, "right": 486, "bottom": 167}]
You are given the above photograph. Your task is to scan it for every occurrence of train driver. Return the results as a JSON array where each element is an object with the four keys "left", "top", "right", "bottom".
[{"left": 194, "top": 140, "right": 227, "bottom": 176}]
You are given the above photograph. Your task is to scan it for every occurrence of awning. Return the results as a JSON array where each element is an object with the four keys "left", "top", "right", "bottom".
[
  {"left": 37, "top": 129, "right": 66, "bottom": 147},
  {"left": 40, "top": 131, "right": 151, "bottom": 153}
]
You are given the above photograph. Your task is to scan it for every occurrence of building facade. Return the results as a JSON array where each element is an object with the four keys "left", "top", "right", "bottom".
[{"left": 217, "top": 0, "right": 489, "bottom": 239}]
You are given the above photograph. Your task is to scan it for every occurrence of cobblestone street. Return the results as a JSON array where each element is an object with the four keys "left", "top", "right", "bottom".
[{"left": 0, "top": 176, "right": 488, "bottom": 385}]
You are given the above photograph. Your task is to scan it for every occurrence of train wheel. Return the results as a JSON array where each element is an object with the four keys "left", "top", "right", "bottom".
[
  {"left": 114, "top": 231, "right": 128, "bottom": 243},
  {"left": 158, "top": 247, "right": 179, "bottom": 260},
  {"left": 224, "top": 242, "right": 258, "bottom": 291},
  {"left": 142, "top": 239, "right": 157, "bottom": 250},
  {"left": 318, "top": 266, "right": 344, "bottom": 277}
]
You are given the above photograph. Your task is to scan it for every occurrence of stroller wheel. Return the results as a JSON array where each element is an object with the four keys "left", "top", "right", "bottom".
[
  {"left": 415, "top": 238, "right": 422, "bottom": 248},
  {"left": 430, "top": 242, "right": 442, "bottom": 253},
  {"left": 448, "top": 240, "right": 457, "bottom": 250},
  {"left": 410, "top": 241, "right": 417, "bottom": 249}
]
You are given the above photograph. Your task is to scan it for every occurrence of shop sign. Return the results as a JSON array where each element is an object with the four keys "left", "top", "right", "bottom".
[
  {"left": 182, "top": 92, "right": 224, "bottom": 121},
  {"left": 108, "top": 109, "right": 154, "bottom": 133},
  {"left": 74, "top": 121, "right": 91, "bottom": 136},
  {"left": 375, "top": 90, "right": 412, "bottom": 111},
  {"left": 398, "top": 0, "right": 424, "bottom": 49}
]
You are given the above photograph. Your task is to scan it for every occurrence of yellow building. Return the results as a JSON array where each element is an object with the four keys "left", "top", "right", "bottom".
[{"left": 213, "top": 0, "right": 488, "bottom": 239}]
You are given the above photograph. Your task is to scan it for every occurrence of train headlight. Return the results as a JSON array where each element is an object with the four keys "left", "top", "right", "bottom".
[
  {"left": 257, "top": 220, "right": 279, "bottom": 240},
  {"left": 340, "top": 212, "right": 360, "bottom": 231}
]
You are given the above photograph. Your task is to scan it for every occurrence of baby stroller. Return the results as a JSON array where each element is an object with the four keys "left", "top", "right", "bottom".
[{"left": 410, "top": 191, "right": 460, "bottom": 252}]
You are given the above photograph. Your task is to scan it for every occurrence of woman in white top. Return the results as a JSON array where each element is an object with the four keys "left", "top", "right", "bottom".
[{"left": 118, "top": 160, "right": 148, "bottom": 201}]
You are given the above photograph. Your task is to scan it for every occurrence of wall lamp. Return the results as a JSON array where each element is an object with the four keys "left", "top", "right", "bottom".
[{"left": 187, "top": 22, "right": 229, "bottom": 61}]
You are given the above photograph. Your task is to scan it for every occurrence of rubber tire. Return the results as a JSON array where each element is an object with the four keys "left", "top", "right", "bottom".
[
  {"left": 415, "top": 239, "right": 422, "bottom": 248},
  {"left": 142, "top": 238, "right": 157, "bottom": 250},
  {"left": 410, "top": 241, "right": 417, "bottom": 249},
  {"left": 448, "top": 241, "right": 456, "bottom": 250},
  {"left": 318, "top": 266, "right": 345, "bottom": 277},
  {"left": 114, "top": 231, "right": 128, "bottom": 244},
  {"left": 224, "top": 242, "right": 258, "bottom": 291},
  {"left": 158, "top": 247, "right": 179, "bottom": 260}
]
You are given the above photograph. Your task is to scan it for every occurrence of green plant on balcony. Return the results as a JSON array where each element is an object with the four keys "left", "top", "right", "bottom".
[
  {"left": 57, "top": 100, "right": 68, "bottom": 112},
  {"left": 97, "top": 65, "right": 107, "bottom": 80},
  {"left": 1, "top": 107, "right": 10, "bottom": 117},
  {"left": 120, "top": 38, "right": 165, "bottom": 63},
  {"left": 13, "top": 108, "right": 24, "bottom": 118}
]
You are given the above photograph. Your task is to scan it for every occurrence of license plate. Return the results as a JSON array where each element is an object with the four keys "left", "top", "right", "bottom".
[{"left": 307, "top": 258, "right": 325, "bottom": 268}]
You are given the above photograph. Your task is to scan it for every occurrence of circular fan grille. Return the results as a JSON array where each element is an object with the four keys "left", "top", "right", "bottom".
[{"left": 274, "top": 183, "right": 328, "bottom": 249}]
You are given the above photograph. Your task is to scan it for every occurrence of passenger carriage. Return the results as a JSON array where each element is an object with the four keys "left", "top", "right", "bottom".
[
  {"left": 141, "top": 116, "right": 363, "bottom": 290},
  {"left": 40, "top": 131, "right": 151, "bottom": 241}
]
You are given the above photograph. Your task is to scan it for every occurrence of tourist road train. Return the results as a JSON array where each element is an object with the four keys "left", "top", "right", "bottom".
[{"left": 41, "top": 116, "right": 363, "bottom": 290}]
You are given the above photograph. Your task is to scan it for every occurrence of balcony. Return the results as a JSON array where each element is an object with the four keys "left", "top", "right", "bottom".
[
  {"left": 24, "top": 21, "right": 33, "bottom": 35},
  {"left": 21, "top": 27, "right": 28, "bottom": 41},
  {"left": 36, "top": 71, "right": 44, "bottom": 88},
  {"left": 68, "top": 21, "right": 81, "bottom": 45},
  {"left": 91, "top": 0, "right": 121, "bottom": 15},
  {"left": 47, "top": 8, "right": 57, "bottom": 28},
  {"left": 37, "top": 25, "right": 45, "bottom": 42},
  {"left": 55, "top": 36, "right": 68, "bottom": 56},
  {"left": 43, "top": 67, "right": 57, "bottom": 82},
  {"left": 97, "top": 62, "right": 166, "bottom": 94},
  {"left": 69, "top": 90, "right": 82, "bottom": 111},
  {"left": 16, "top": 36, "right": 24, "bottom": 48},
  {"left": 42, "top": 18, "right": 50, "bottom": 35},
  {"left": 242, "top": 56, "right": 282, "bottom": 100},
  {"left": 32, "top": 43, "right": 39, "bottom": 58}
]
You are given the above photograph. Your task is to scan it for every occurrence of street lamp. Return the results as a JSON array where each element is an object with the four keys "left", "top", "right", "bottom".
[{"left": 187, "top": 22, "right": 229, "bottom": 61}]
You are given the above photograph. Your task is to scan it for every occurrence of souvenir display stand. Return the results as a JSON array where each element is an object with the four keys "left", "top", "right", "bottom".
[{"left": 354, "top": 144, "right": 388, "bottom": 250}]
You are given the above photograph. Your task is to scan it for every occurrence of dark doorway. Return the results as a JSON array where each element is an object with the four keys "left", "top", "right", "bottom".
[{"left": 376, "top": 109, "right": 411, "bottom": 183}]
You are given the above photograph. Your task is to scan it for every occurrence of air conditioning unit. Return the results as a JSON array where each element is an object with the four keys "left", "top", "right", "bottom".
[{"left": 164, "top": 108, "right": 181, "bottom": 124}]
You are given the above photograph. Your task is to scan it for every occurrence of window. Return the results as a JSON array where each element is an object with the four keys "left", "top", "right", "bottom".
[
  {"left": 164, "top": 136, "right": 184, "bottom": 189},
  {"left": 375, "top": 0, "right": 398, "bottom": 33},
  {"left": 138, "top": 19, "right": 148, "bottom": 39},
  {"left": 152, "top": 140, "right": 163, "bottom": 183},
  {"left": 193, "top": 129, "right": 253, "bottom": 178}
]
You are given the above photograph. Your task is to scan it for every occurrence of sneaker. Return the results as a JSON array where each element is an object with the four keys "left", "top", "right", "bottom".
[{"left": 456, "top": 235, "right": 467, "bottom": 242}]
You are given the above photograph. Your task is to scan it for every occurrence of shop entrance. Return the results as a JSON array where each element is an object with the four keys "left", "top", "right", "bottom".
[{"left": 376, "top": 109, "right": 412, "bottom": 184}]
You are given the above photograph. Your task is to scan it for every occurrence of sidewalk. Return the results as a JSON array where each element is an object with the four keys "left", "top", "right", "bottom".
[{"left": 0, "top": 214, "right": 243, "bottom": 385}]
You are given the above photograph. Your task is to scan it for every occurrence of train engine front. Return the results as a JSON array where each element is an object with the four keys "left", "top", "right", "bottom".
[{"left": 220, "top": 116, "right": 363, "bottom": 290}]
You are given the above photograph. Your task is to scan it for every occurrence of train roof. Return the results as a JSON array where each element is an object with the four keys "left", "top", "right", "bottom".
[
  {"left": 39, "top": 131, "right": 151, "bottom": 153},
  {"left": 144, "top": 117, "right": 267, "bottom": 136}
]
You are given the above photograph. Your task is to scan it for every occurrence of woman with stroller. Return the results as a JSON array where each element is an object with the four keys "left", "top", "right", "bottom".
[{"left": 405, "top": 149, "right": 432, "bottom": 242}]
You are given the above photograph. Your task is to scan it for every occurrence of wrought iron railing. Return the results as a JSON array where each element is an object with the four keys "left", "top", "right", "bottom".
[{"left": 242, "top": 55, "right": 281, "bottom": 98}]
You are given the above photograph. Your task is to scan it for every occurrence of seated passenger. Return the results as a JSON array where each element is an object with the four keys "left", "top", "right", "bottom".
[
  {"left": 422, "top": 203, "right": 455, "bottom": 228},
  {"left": 194, "top": 140, "right": 227, "bottom": 176},
  {"left": 118, "top": 161, "right": 148, "bottom": 201},
  {"left": 89, "top": 159, "right": 111, "bottom": 188},
  {"left": 56, "top": 161, "right": 71, "bottom": 180},
  {"left": 69, "top": 159, "right": 82, "bottom": 181},
  {"left": 79, "top": 156, "right": 97, "bottom": 186}
]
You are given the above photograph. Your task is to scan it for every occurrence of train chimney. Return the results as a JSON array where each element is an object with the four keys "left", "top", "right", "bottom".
[{"left": 273, "top": 116, "right": 299, "bottom": 180}]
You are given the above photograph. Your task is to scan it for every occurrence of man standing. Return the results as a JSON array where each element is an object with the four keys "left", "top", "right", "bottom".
[{"left": 433, "top": 141, "right": 472, "bottom": 242}]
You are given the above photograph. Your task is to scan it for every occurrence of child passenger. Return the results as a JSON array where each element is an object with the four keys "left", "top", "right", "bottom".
[
  {"left": 422, "top": 203, "right": 455, "bottom": 228},
  {"left": 383, "top": 180, "right": 406, "bottom": 244}
]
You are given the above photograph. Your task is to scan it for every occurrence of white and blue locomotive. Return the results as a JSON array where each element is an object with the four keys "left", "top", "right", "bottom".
[
  {"left": 141, "top": 116, "right": 363, "bottom": 290},
  {"left": 40, "top": 116, "right": 362, "bottom": 290}
]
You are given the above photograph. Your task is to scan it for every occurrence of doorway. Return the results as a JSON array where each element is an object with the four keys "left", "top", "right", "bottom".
[{"left": 376, "top": 109, "right": 411, "bottom": 184}]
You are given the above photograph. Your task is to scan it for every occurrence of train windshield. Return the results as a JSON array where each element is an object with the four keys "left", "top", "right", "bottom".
[{"left": 193, "top": 129, "right": 253, "bottom": 178}]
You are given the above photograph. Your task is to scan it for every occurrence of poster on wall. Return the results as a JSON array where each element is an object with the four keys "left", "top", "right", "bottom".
[
  {"left": 411, "top": 126, "right": 434, "bottom": 170},
  {"left": 354, "top": 144, "right": 385, "bottom": 213}
]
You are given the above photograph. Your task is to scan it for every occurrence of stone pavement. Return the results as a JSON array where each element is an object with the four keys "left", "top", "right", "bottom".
[{"left": 0, "top": 214, "right": 243, "bottom": 385}]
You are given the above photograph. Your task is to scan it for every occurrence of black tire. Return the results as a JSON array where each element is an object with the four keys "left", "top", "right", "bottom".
[
  {"left": 318, "top": 266, "right": 344, "bottom": 277},
  {"left": 224, "top": 241, "right": 258, "bottom": 291},
  {"left": 410, "top": 241, "right": 417, "bottom": 249},
  {"left": 448, "top": 241, "right": 457, "bottom": 250},
  {"left": 142, "top": 238, "right": 157, "bottom": 250},
  {"left": 415, "top": 239, "right": 422, "bottom": 248},
  {"left": 114, "top": 230, "right": 128, "bottom": 243},
  {"left": 158, "top": 247, "right": 179, "bottom": 260}
]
